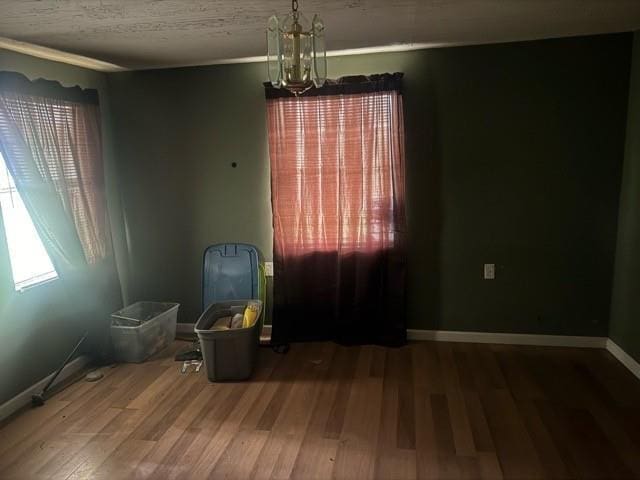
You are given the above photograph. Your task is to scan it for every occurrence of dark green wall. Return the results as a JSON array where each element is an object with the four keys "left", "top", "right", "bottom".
[
  {"left": 0, "top": 50, "right": 123, "bottom": 406},
  {"left": 108, "top": 34, "right": 631, "bottom": 337},
  {"left": 611, "top": 32, "right": 640, "bottom": 363}
]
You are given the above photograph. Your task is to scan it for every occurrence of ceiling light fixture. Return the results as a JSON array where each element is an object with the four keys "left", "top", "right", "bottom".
[{"left": 267, "top": 0, "right": 327, "bottom": 96}]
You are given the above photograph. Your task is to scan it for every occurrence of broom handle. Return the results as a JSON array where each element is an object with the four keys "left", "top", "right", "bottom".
[{"left": 42, "top": 331, "right": 88, "bottom": 395}]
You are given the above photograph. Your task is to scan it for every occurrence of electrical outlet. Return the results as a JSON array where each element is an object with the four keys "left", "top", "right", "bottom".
[
  {"left": 484, "top": 263, "right": 495, "bottom": 280},
  {"left": 264, "top": 262, "right": 274, "bottom": 277}
]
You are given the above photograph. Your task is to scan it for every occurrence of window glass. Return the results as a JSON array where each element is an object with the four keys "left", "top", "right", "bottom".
[{"left": 0, "top": 151, "right": 58, "bottom": 290}]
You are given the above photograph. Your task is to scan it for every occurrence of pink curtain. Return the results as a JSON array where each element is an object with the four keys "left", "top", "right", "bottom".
[
  {"left": 0, "top": 73, "right": 110, "bottom": 270},
  {"left": 267, "top": 75, "right": 407, "bottom": 345}
]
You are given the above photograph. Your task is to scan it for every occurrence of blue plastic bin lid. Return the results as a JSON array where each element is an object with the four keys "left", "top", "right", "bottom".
[{"left": 202, "top": 243, "right": 260, "bottom": 310}]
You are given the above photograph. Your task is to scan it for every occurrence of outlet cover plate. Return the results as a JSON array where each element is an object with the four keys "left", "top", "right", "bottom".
[
  {"left": 264, "top": 262, "right": 274, "bottom": 277},
  {"left": 484, "top": 263, "right": 495, "bottom": 280}
]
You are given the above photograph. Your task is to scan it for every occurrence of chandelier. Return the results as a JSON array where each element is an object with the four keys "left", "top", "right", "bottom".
[{"left": 267, "top": 0, "right": 327, "bottom": 95}]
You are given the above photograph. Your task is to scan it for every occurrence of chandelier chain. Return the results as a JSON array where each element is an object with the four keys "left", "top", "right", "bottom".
[{"left": 292, "top": 0, "right": 298, "bottom": 12}]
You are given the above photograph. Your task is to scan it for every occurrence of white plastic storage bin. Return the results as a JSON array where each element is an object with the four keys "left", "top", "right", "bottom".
[{"left": 110, "top": 301, "right": 179, "bottom": 363}]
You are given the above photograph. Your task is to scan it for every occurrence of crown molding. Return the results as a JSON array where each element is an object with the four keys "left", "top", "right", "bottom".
[
  {"left": 135, "top": 42, "right": 451, "bottom": 70},
  {"left": 0, "top": 37, "right": 126, "bottom": 73},
  {"left": 1, "top": 36, "right": 444, "bottom": 73}
]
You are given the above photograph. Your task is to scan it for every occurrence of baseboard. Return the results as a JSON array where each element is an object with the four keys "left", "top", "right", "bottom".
[
  {"left": 1, "top": 330, "right": 636, "bottom": 424},
  {"left": 176, "top": 323, "right": 195, "bottom": 335},
  {"left": 0, "top": 355, "right": 90, "bottom": 423},
  {"left": 261, "top": 324, "right": 272, "bottom": 343},
  {"left": 407, "top": 329, "right": 608, "bottom": 348},
  {"left": 606, "top": 339, "right": 640, "bottom": 380}
]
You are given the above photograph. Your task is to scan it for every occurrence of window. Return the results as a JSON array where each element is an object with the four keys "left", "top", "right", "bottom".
[
  {"left": 0, "top": 151, "right": 58, "bottom": 290},
  {"left": 265, "top": 74, "right": 407, "bottom": 345},
  {"left": 267, "top": 90, "right": 406, "bottom": 255}
]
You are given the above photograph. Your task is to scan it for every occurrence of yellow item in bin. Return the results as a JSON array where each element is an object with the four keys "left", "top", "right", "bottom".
[{"left": 242, "top": 301, "right": 260, "bottom": 328}]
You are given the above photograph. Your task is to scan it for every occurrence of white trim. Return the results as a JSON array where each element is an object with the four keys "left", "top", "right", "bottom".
[
  {"left": 328, "top": 43, "right": 443, "bottom": 56},
  {"left": 407, "top": 329, "right": 607, "bottom": 348},
  {"left": 176, "top": 323, "right": 195, "bottom": 335},
  {"left": 130, "top": 37, "right": 601, "bottom": 71},
  {"left": 195, "top": 54, "right": 267, "bottom": 66},
  {"left": 103, "top": 33, "right": 632, "bottom": 71},
  {"left": 606, "top": 339, "right": 640, "bottom": 380},
  {"left": 16, "top": 274, "right": 59, "bottom": 293},
  {"left": 2, "top": 33, "right": 633, "bottom": 73},
  {"left": 0, "top": 332, "right": 637, "bottom": 424},
  {"left": 0, "top": 36, "right": 126, "bottom": 72},
  {"left": 0, "top": 355, "right": 90, "bottom": 422},
  {"left": 142, "top": 42, "right": 442, "bottom": 69},
  {"left": 261, "top": 324, "right": 272, "bottom": 344},
  {"left": 0, "top": 36, "right": 446, "bottom": 72},
  {"left": 0, "top": 36, "right": 516, "bottom": 72}
]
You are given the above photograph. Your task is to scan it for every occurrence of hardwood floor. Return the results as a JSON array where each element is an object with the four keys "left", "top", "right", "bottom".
[{"left": 1, "top": 340, "right": 640, "bottom": 479}]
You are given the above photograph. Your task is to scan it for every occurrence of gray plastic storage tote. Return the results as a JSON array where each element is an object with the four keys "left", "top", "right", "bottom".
[
  {"left": 194, "top": 299, "right": 262, "bottom": 381},
  {"left": 111, "top": 301, "right": 179, "bottom": 363}
]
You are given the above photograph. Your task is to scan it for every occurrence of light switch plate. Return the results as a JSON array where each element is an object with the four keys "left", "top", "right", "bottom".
[
  {"left": 484, "top": 263, "right": 495, "bottom": 280},
  {"left": 264, "top": 262, "right": 274, "bottom": 277}
]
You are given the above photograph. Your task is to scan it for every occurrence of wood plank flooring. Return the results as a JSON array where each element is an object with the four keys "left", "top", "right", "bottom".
[{"left": 1, "top": 340, "right": 640, "bottom": 479}]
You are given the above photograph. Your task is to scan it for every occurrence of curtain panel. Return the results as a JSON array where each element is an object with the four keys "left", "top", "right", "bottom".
[
  {"left": 0, "top": 71, "right": 110, "bottom": 273},
  {"left": 266, "top": 73, "right": 407, "bottom": 346}
]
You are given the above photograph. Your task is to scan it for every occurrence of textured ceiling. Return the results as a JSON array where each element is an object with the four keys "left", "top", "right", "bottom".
[{"left": 1, "top": 0, "right": 640, "bottom": 70}]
